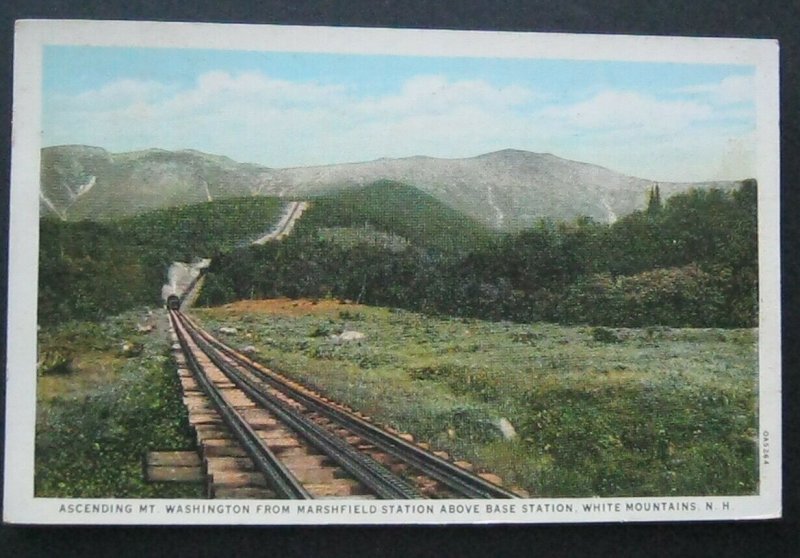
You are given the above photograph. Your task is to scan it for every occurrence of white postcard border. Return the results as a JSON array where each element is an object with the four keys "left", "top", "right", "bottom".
[{"left": 4, "top": 19, "right": 781, "bottom": 525}]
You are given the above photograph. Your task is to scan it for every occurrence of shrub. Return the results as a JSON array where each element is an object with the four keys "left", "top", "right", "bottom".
[
  {"left": 562, "top": 264, "right": 729, "bottom": 327},
  {"left": 308, "top": 323, "right": 332, "bottom": 338},
  {"left": 591, "top": 327, "right": 620, "bottom": 343},
  {"left": 39, "top": 352, "right": 74, "bottom": 375},
  {"left": 338, "top": 310, "right": 363, "bottom": 321},
  {"left": 518, "top": 379, "right": 757, "bottom": 496}
]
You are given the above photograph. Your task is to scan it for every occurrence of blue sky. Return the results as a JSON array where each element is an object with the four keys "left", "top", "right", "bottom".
[{"left": 42, "top": 46, "right": 756, "bottom": 181}]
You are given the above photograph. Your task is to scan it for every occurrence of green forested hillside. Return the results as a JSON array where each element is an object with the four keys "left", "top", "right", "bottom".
[
  {"left": 124, "top": 197, "right": 285, "bottom": 259},
  {"left": 37, "top": 182, "right": 490, "bottom": 325},
  {"left": 201, "top": 182, "right": 758, "bottom": 328},
  {"left": 39, "top": 197, "right": 284, "bottom": 324},
  {"left": 297, "top": 180, "right": 496, "bottom": 253},
  {"left": 39, "top": 177, "right": 758, "bottom": 329}
]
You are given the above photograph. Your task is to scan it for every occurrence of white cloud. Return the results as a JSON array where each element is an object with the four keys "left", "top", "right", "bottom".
[
  {"left": 149, "top": 71, "right": 348, "bottom": 125},
  {"left": 360, "top": 74, "right": 535, "bottom": 116},
  {"left": 540, "top": 90, "right": 713, "bottom": 133},
  {"left": 43, "top": 70, "right": 755, "bottom": 181},
  {"left": 55, "top": 79, "right": 168, "bottom": 112},
  {"left": 676, "top": 74, "right": 755, "bottom": 104},
  {"left": 45, "top": 71, "right": 540, "bottom": 163}
]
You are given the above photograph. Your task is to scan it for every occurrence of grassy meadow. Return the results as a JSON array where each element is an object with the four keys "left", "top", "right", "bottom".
[
  {"left": 195, "top": 298, "right": 758, "bottom": 497},
  {"left": 35, "top": 310, "right": 203, "bottom": 498}
]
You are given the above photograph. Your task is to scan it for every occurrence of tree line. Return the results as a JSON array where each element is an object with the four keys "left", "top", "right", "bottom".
[
  {"left": 199, "top": 181, "right": 758, "bottom": 328},
  {"left": 38, "top": 198, "right": 283, "bottom": 325}
]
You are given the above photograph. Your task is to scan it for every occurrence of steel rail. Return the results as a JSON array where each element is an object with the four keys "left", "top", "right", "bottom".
[
  {"left": 170, "top": 311, "right": 311, "bottom": 498},
  {"left": 175, "top": 311, "right": 422, "bottom": 500},
  {"left": 186, "top": 314, "right": 520, "bottom": 499},
  {"left": 177, "top": 269, "right": 207, "bottom": 307}
]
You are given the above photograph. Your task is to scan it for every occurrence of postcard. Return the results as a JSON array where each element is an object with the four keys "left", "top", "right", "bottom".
[{"left": 4, "top": 19, "right": 780, "bottom": 525}]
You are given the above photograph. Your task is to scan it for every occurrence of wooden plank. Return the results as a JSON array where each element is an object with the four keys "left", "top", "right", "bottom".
[
  {"left": 203, "top": 444, "right": 248, "bottom": 458},
  {"left": 478, "top": 472, "right": 503, "bottom": 485},
  {"left": 304, "top": 479, "right": 366, "bottom": 497},
  {"left": 278, "top": 455, "right": 329, "bottom": 469},
  {"left": 291, "top": 467, "right": 338, "bottom": 484},
  {"left": 240, "top": 409, "right": 277, "bottom": 428},
  {"left": 146, "top": 451, "right": 201, "bottom": 467},
  {"left": 188, "top": 413, "right": 222, "bottom": 426},
  {"left": 194, "top": 426, "right": 232, "bottom": 441},
  {"left": 179, "top": 377, "right": 200, "bottom": 392},
  {"left": 212, "top": 487, "right": 276, "bottom": 499},
  {"left": 211, "top": 471, "right": 267, "bottom": 487},
  {"left": 203, "top": 438, "right": 238, "bottom": 447},
  {"left": 219, "top": 389, "right": 256, "bottom": 409},
  {"left": 183, "top": 397, "right": 213, "bottom": 411},
  {"left": 204, "top": 456, "right": 255, "bottom": 473},
  {"left": 261, "top": 436, "right": 302, "bottom": 451},
  {"left": 146, "top": 465, "right": 204, "bottom": 483}
]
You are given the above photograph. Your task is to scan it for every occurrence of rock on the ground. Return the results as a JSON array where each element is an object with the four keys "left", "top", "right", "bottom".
[
  {"left": 120, "top": 341, "right": 143, "bottom": 357},
  {"left": 496, "top": 417, "right": 517, "bottom": 440},
  {"left": 241, "top": 345, "right": 258, "bottom": 354},
  {"left": 219, "top": 327, "right": 238, "bottom": 335},
  {"left": 330, "top": 330, "right": 366, "bottom": 343}
]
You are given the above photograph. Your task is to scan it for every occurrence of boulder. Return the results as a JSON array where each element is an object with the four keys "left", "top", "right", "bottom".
[
  {"left": 120, "top": 341, "right": 143, "bottom": 357},
  {"left": 496, "top": 417, "right": 518, "bottom": 440},
  {"left": 336, "top": 330, "right": 365, "bottom": 342}
]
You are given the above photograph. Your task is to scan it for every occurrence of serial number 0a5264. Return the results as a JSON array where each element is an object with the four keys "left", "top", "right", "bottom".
[{"left": 762, "top": 430, "right": 770, "bottom": 465}]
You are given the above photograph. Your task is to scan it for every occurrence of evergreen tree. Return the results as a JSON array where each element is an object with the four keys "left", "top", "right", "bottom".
[{"left": 646, "top": 183, "right": 662, "bottom": 215}]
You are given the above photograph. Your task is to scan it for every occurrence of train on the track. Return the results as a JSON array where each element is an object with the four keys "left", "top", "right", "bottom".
[{"left": 166, "top": 294, "right": 181, "bottom": 310}]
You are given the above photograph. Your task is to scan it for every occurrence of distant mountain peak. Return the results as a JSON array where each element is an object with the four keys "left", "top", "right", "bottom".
[
  {"left": 40, "top": 145, "right": 745, "bottom": 228},
  {"left": 481, "top": 148, "right": 538, "bottom": 156},
  {"left": 476, "top": 148, "right": 553, "bottom": 159}
]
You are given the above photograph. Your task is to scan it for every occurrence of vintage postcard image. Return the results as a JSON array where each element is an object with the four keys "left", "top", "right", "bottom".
[{"left": 4, "top": 20, "right": 780, "bottom": 524}]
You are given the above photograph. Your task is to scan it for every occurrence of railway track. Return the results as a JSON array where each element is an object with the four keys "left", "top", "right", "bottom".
[
  {"left": 252, "top": 201, "right": 308, "bottom": 245},
  {"left": 169, "top": 309, "right": 521, "bottom": 500}
]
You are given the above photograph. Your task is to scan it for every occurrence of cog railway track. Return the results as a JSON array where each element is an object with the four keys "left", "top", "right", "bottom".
[{"left": 168, "top": 309, "right": 520, "bottom": 500}]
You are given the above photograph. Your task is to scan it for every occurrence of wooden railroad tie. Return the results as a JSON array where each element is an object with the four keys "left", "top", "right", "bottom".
[{"left": 144, "top": 451, "right": 205, "bottom": 483}]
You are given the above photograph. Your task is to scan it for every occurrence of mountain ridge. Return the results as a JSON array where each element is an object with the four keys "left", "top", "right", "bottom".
[{"left": 40, "top": 145, "right": 746, "bottom": 229}]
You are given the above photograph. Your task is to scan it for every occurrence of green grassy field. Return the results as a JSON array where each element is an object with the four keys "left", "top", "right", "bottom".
[
  {"left": 35, "top": 310, "right": 203, "bottom": 498},
  {"left": 195, "top": 298, "right": 758, "bottom": 497}
]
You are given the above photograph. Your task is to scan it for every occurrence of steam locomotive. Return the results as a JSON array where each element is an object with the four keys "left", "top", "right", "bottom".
[{"left": 166, "top": 294, "right": 181, "bottom": 310}]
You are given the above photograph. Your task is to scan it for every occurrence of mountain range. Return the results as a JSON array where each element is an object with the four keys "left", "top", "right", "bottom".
[{"left": 40, "top": 145, "right": 745, "bottom": 229}]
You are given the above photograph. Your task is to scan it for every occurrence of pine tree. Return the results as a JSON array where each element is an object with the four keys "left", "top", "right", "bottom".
[{"left": 647, "top": 183, "right": 662, "bottom": 215}]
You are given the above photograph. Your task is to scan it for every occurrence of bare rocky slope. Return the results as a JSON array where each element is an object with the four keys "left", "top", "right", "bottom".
[{"left": 41, "top": 145, "right": 744, "bottom": 229}]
